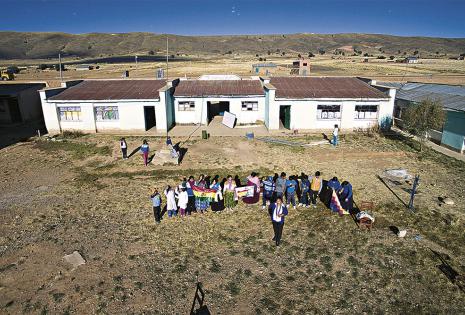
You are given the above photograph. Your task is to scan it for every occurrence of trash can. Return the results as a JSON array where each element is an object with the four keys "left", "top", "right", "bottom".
[
  {"left": 202, "top": 130, "right": 208, "bottom": 139},
  {"left": 246, "top": 132, "right": 254, "bottom": 140}
]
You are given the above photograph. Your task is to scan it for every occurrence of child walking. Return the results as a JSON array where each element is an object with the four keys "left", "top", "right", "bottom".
[{"left": 140, "top": 139, "right": 149, "bottom": 166}]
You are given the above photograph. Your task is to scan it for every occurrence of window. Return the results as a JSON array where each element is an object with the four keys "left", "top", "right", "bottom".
[
  {"left": 317, "top": 105, "right": 341, "bottom": 119},
  {"left": 178, "top": 101, "right": 195, "bottom": 111},
  {"left": 354, "top": 105, "right": 378, "bottom": 119},
  {"left": 95, "top": 106, "right": 119, "bottom": 121},
  {"left": 58, "top": 106, "right": 81, "bottom": 121},
  {"left": 242, "top": 101, "right": 258, "bottom": 111}
]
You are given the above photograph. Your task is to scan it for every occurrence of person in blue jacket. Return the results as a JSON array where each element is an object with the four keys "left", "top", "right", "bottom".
[
  {"left": 328, "top": 176, "right": 341, "bottom": 191},
  {"left": 338, "top": 181, "right": 353, "bottom": 212},
  {"left": 262, "top": 176, "right": 275, "bottom": 209},
  {"left": 269, "top": 197, "right": 288, "bottom": 246}
]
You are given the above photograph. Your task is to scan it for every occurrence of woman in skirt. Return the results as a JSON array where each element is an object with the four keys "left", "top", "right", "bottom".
[{"left": 223, "top": 175, "right": 237, "bottom": 211}]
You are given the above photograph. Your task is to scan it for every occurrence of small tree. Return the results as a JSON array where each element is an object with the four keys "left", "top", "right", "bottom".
[
  {"left": 402, "top": 99, "right": 445, "bottom": 151},
  {"left": 308, "top": 52, "right": 315, "bottom": 57},
  {"left": 148, "top": 50, "right": 155, "bottom": 55}
]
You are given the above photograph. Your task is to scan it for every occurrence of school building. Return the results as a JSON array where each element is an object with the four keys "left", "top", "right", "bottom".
[
  {"left": 39, "top": 76, "right": 395, "bottom": 134},
  {"left": 385, "top": 82, "right": 465, "bottom": 154}
]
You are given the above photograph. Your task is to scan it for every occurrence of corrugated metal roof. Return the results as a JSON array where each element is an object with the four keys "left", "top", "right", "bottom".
[
  {"left": 174, "top": 79, "right": 264, "bottom": 97},
  {"left": 0, "top": 83, "right": 45, "bottom": 96},
  {"left": 49, "top": 80, "right": 166, "bottom": 101},
  {"left": 270, "top": 77, "right": 388, "bottom": 99},
  {"left": 395, "top": 83, "right": 465, "bottom": 112},
  {"left": 252, "top": 63, "right": 277, "bottom": 68}
]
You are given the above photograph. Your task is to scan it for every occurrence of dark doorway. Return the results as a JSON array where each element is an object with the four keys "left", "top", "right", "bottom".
[
  {"left": 144, "top": 106, "right": 156, "bottom": 130},
  {"left": 207, "top": 101, "right": 229, "bottom": 122},
  {"left": 279, "top": 105, "right": 291, "bottom": 129},
  {"left": 6, "top": 97, "right": 22, "bottom": 123}
]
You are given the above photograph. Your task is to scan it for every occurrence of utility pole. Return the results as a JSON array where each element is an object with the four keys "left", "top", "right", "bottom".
[
  {"left": 58, "top": 53, "right": 63, "bottom": 82},
  {"left": 166, "top": 35, "right": 169, "bottom": 81}
]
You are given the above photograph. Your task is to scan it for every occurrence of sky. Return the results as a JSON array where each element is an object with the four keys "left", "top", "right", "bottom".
[{"left": 2, "top": 0, "right": 465, "bottom": 38}]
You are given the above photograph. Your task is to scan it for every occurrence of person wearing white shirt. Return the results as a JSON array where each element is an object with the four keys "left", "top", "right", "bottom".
[
  {"left": 176, "top": 185, "right": 189, "bottom": 217},
  {"left": 164, "top": 186, "right": 177, "bottom": 218},
  {"left": 332, "top": 124, "right": 339, "bottom": 147}
]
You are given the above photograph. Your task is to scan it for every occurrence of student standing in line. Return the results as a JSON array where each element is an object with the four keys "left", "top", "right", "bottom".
[
  {"left": 176, "top": 185, "right": 189, "bottom": 218},
  {"left": 338, "top": 181, "right": 353, "bottom": 212},
  {"left": 223, "top": 175, "right": 237, "bottom": 211},
  {"left": 120, "top": 138, "right": 128, "bottom": 160},
  {"left": 140, "top": 139, "right": 150, "bottom": 166},
  {"left": 286, "top": 175, "right": 297, "bottom": 209},
  {"left": 276, "top": 172, "right": 287, "bottom": 200},
  {"left": 299, "top": 174, "right": 310, "bottom": 208},
  {"left": 262, "top": 176, "right": 275, "bottom": 209},
  {"left": 328, "top": 176, "right": 341, "bottom": 191},
  {"left": 269, "top": 197, "right": 288, "bottom": 246},
  {"left": 150, "top": 188, "right": 162, "bottom": 223},
  {"left": 210, "top": 177, "right": 224, "bottom": 212},
  {"left": 195, "top": 174, "right": 209, "bottom": 213},
  {"left": 332, "top": 124, "right": 339, "bottom": 147},
  {"left": 309, "top": 171, "right": 323, "bottom": 208},
  {"left": 186, "top": 176, "right": 195, "bottom": 215},
  {"left": 164, "top": 185, "right": 177, "bottom": 218}
]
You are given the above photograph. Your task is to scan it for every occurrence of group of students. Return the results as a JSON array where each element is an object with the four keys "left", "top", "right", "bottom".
[
  {"left": 149, "top": 171, "right": 353, "bottom": 246},
  {"left": 119, "top": 137, "right": 178, "bottom": 166}
]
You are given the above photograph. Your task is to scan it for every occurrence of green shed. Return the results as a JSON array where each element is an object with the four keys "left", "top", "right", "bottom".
[{"left": 441, "top": 110, "right": 465, "bottom": 153}]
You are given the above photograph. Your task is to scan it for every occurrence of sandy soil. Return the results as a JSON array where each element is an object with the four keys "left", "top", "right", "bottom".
[{"left": 0, "top": 133, "right": 464, "bottom": 314}]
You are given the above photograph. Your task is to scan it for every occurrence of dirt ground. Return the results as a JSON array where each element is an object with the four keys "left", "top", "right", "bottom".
[
  {"left": 5, "top": 55, "right": 465, "bottom": 87},
  {"left": 1, "top": 132, "right": 464, "bottom": 314}
]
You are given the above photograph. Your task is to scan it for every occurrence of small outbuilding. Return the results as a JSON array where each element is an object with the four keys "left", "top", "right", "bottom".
[
  {"left": 0, "top": 83, "right": 46, "bottom": 124},
  {"left": 392, "top": 82, "right": 465, "bottom": 153}
]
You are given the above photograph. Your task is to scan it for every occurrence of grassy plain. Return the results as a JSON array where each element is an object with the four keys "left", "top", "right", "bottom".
[{"left": 1, "top": 132, "right": 464, "bottom": 314}]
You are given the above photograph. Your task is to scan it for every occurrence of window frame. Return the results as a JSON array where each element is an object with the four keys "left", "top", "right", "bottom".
[
  {"left": 95, "top": 105, "right": 119, "bottom": 121},
  {"left": 241, "top": 101, "right": 259, "bottom": 111},
  {"left": 58, "top": 106, "right": 82, "bottom": 122},
  {"left": 316, "top": 105, "right": 341, "bottom": 120},
  {"left": 354, "top": 105, "right": 378, "bottom": 120},
  {"left": 178, "top": 101, "right": 195, "bottom": 111}
]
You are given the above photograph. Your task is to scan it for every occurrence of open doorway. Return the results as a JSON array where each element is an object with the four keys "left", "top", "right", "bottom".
[
  {"left": 207, "top": 101, "right": 229, "bottom": 123},
  {"left": 279, "top": 105, "right": 291, "bottom": 129},
  {"left": 144, "top": 106, "right": 156, "bottom": 131}
]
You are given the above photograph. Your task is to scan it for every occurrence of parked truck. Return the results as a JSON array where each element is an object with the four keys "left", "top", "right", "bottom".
[{"left": 1, "top": 69, "right": 14, "bottom": 80}]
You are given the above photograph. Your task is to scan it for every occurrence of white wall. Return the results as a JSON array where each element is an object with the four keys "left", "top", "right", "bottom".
[
  {"left": 271, "top": 98, "right": 391, "bottom": 130},
  {"left": 173, "top": 96, "right": 265, "bottom": 125},
  {"left": 40, "top": 91, "right": 163, "bottom": 133}
]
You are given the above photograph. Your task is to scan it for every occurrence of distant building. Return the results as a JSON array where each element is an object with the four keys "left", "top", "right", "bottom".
[
  {"left": 251, "top": 63, "right": 277, "bottom": 76},
  {"left": 75, "top": 64, "right": 94, "bottom": 71},
  {"left": 404, "top": 57, "right": 419, "bottom": 64},
  {"left": 291, "top": 58, "right": 311, "bottom": 76},
  {"left": 0, "top": 83, "right": 46, "bottom": 124}
]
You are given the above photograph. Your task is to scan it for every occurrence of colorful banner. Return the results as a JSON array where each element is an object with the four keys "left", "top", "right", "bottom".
[
  {"left": 235, "top": 186, "right": 255, "bottom": 198},
  {"left": 192, "top": 185, "right": 217, "bottom": 202},
  {"left": 330, "top": 190, "right": 349, "bottom": 215}
]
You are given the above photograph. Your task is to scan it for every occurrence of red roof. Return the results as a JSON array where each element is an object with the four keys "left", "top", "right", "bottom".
[
  {"left": 174, "top": 80, "right": 264, "bottom": 97},
  {"left": 270, "top": 77, "right": 388, "bottom": 99},
  {"left": 49, "top": 80, "right": 167, "bottom": 101}
]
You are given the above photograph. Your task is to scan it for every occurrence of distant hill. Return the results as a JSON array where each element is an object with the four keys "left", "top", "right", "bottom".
[{"left": 1, "top": 31, "right": 464, "bottom": 60}]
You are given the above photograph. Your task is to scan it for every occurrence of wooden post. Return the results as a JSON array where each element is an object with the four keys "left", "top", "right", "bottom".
[{"left": 408, "top": 175, "right": 420, "bottom": 211}]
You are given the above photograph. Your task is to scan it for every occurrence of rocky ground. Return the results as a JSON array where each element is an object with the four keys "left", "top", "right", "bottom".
[{"left": 1, "top": 131, "right": 464, "bottom": 314}]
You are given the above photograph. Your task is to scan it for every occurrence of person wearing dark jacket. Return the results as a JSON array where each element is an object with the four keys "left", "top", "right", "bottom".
[{"left": 269, "top": 197, "right": 288, "bottom": 246}]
